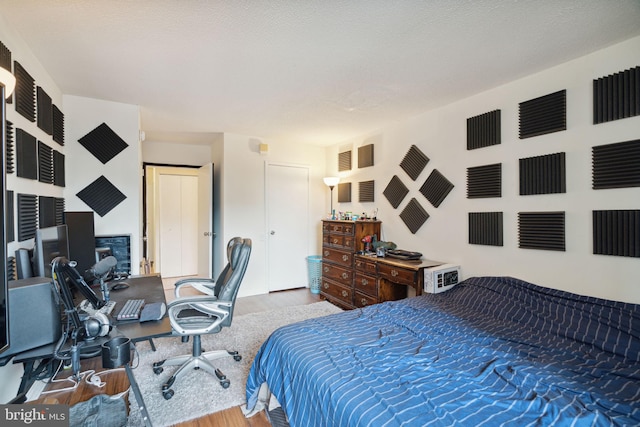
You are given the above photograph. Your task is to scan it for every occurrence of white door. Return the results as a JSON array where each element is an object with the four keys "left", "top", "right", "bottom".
[
  {"left": 266, "top": 163, "right": 309, "bottom": 292},
  {"left": 158, "top": 172, "right": 199, "bottom": 278},
  {"left": 197, "top": 163, "right": 214, "bottom": 278}
]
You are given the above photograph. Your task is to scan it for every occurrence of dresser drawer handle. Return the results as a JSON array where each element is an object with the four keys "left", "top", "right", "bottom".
[
  {"left": 361, "top": 278, "right": 368, "bottom": 286},
  {"left": 332, "top": 238, "right": 339, "bottom": 244},
  {"left": 341, "top": 290, "right": 348, "bottom": 297},
  {"left": 361, "top": 298, "right": 368, "bottom": 306},
  {"left": 342, "top": 273, "right": 348, "bottom": 279},
  {"left": 333, "top": 225, "right": 339, "bottom": 231},
  {"left": 323, "top": 282, "right": 329, "bottom": 289},
  {"left": 342, "top": 255, "right": 349, "bottom": 262},
  {"left": 324, "top": 250, "right": 330, "bottom": 257},
  {"left": 391, "top": 269, "right": 399, "bottom": 277},
  {"left": 323, "top": 266, "right": 329, "bottom": 273}
]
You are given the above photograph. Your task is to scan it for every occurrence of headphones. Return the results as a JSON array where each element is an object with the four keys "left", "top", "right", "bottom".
[{"left": 84, "top": 312, "right": 112, "bottom": 338}]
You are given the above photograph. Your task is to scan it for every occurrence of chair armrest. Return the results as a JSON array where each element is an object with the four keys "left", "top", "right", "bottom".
[
  {"left": 167, "top": 296, "right": 233, "bottom": 335},
  {"left": 174, "top": 278, "right": 217, "bottom": 298}
]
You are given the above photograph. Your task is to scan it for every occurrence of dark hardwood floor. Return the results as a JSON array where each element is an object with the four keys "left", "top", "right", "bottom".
[{"left": 33, "top": 287, "right": 321, "bottom": 426}]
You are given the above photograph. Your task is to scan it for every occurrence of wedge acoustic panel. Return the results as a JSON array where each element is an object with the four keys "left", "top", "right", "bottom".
[
  {"left": 53, "top": 150, "right": 65, "bottom": 187},
  {"left": 358, "top": 144, "right": 374, "bottom": 168},
  {"left": 467, "top": 163, "right": 501, "bottom": 199},
  {"left": 16, "top": 128, "right": 37, "bottom": 180},
  {"left": 38, "top": 141, "right": 53, "bottom": 184},
  {"left": 6, "top": 190, "right": 14, "bottom": 243},
  {"left": 38, "top": 196, "right": 57, "bottom": 228},
  {"left": 592, "top": 210, "right": 640, "bottom": 258},
  {"left": 383, "top": 175, "right": 409, "bottom": 208},
  {"left": 338, "top": 150, "right": 351, "bottom": 172},
  {"left": 519, "top": 90, "right": 566, "bottom": 139},
  {"left": 359, "top": 180, "right": 374, "bottom": 203},
  {"left": 420, "top": 169, "right": 454, "bottom": 208},
  {"left": 518, "top": 211, "right": 565, "bottom": 251},
  {"left": 17, "top": 193, "right": 37, "bottom": 242},
  {"left": 400, "top": 198, "right": 429, "bottom": 234},
  {"left": 337, "top": 182, "right": 351, "bottom": 203},
  {"left": 52, "top": 104, "right": 64, "bottom": 145},
  {"left": 469, "top": 212, "right": 503, "bottom": 246},
  {"left": 13, "top": 61, "right": 35, "bottom": 122},
  {"left": 36, "top": 86, "right": 53, "bottom": 135},
  {"left": 467, "top": 109, "right": 501, "bottom": 150},
  {"left": 5, "top": 119, "right": 13, "bottom": 174},
  {"left": 76, "top": 175, "right": 126, "bottom": 217},
  {"left": 78, "top": 122, "right": 128, "bottom": 164},
  {"left": 592, "top": 139, "right": 640, "bottom": 189},
  {"left": 400, "top": 145, "right": 429, "bottom": 181},
  {"left": 519, "top": 152, "right": 566, "bottom": 195},
  {"left": 593, "top": 66, "right": 639, "bottom": 124}
]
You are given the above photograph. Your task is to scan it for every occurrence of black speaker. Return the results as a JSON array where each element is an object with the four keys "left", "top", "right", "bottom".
[
  {"left": 1, "top": 277, "right": 62, "bottom": 361},
  {"left": 64, "top": 211, "right": 96, "bottom": 276},
  {"left": 15, "top": 248, "right": 33, "bottom": 279}
]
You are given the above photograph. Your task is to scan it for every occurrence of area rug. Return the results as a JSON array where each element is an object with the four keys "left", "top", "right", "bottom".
[{"left": 127, "top": 301, "right": 342, "bottom": 426}]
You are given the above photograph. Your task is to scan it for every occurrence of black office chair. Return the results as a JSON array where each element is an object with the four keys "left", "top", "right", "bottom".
[{"left": 152, "top": 237, "right": 252, "bottom": 400}]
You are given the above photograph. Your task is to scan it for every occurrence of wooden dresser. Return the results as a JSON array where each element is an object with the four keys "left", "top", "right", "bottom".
[{"left": 320, "top": 220, "right": 381, "bottom": 309}]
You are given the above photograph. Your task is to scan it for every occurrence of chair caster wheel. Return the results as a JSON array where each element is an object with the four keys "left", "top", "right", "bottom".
[
  {"left": 233, "top": 355, "right": 242, "bottom": 362},
  {"left": 220, "top": 380, "right": 230, "bottom": 389},
  {"left": 163, "top": 389, "right": 174, "bottom": 400},
  {"left": 153, "top": 367, "right": 163, "bottom": 375}
]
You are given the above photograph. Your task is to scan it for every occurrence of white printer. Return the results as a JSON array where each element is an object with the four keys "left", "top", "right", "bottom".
[{"left": 424, "top": 264, "right": 460, "bottom": 294}]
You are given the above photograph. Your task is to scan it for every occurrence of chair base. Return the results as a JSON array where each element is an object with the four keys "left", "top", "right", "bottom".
[{"left": 153, "top": 335, "right": 242, "bottom": 400}]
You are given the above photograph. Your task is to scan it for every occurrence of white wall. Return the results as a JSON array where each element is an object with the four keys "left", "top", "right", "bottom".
[
  {"left": 328, "top": 36, "right": 640, "bottom": 304},
  {"left": 63, "top": 95, "right": 142, "bottom": 275},
  {"left": 220, "top": 133, "right": 326, "bottom": 297}
]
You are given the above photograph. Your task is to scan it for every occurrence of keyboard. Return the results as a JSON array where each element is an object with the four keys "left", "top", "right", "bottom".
[
  {"left": 116, "top": 299, "right": 146, "bottom": 321},
  {"left": 79, "top": 299, "right": 117, "bottom": 316}
]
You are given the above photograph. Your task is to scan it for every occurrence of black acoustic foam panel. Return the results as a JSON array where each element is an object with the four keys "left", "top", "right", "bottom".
[
  {"left": 76, "top": 175, "right": 127, "bottom": 217},
  {"left": 400, "top": 198, "right": 429, "bottom": 234},
  {"left": 17, "top": 193, "right": 37, "bottom": 242},
  {"left": 383, "top": 175, "right": 409, "bottom": 209},
  {"left": 78, "top": 122, "right": 128, "bottom": 164},
  {"left": 519, "top": 152, "right": 566, "bottom": 195},
  {"left": 593, "top": 66, "right": 639, "bottom": 124},
  {"left": 16, "top": 128, "right": 37, "bottom": 180},
  {"left": 337, "top": 182, "right": 351, "bottom": 203},
  {"left": 13, "top": 61, "right": 35, "bottom": 122},
  {"left": 467, "top": 109, "right": 501, "bottom": 150},
  {"left": 6, "top": 190, "right": 14, "bottom": 243},
  {"left": 518, "top": 211, "right": 565, "bottom": 251},
  {"left": 592, "top": 139, "right": 640, "bottom": 189},
  {"left": 55, "top": 198, "right": 65, "bottom": 225},
  {"left": 39, "top": 196, "right": 57, "bottom": 228},
  {"left": 593, "top": 210, "right": 639, "bottom": 258},
  {"left": 467, "top": 163, "right": 501, "bottom": 198},
  {"left": 52, "top": 105, "right": 64, "bottom": 145},
  {"left": 358, "top": 144, "right": 374, "bottom": 168},
  {"left": 519, "top": 90, "right": 566, "bottom": 139},
  {"left": 338, "top": 150, "right": 351, "bottom": 171},
  {"left": 36, "top": 86, "right": 53, "bottom": 135},
  {"left": 400, "top": 145, "right": 429, "bottom": 181},
  {"left": 469, "top": 212, "right": 503, "bottom": 246},
  {"left": 359, "top": 180, "right": 374, "bottom": 203},
  {"left": 38, "top": 141, "right": 53, "bottom": 184},
  {"left": 420, "top": 169, "right": 454, "bottom": 208},
  {"left": 53, "top": 150, "right": 65, "bottom": 187},
  {"left": 6, "top": 119, "right": 13, "bottom": 174}
]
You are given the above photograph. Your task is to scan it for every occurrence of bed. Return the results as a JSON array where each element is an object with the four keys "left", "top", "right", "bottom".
[{"left": 244, "top": 276, "right": 640, "bottom": 426}]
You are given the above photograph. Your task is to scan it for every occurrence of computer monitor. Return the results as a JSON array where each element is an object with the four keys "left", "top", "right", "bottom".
[{"left": 33, "top": 225, "right": 70, "bottom": 278}]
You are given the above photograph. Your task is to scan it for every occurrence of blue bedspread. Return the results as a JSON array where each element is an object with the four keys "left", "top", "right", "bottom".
[{"left": 245, "top": 277, "right": 640, "bottom": 426}]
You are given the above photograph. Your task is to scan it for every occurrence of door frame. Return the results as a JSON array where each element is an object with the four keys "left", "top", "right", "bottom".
[
  {"left": 142, "top": 162, "right": 202, "bottom": 275},
  {"left": 264, "top": 161, "right": 311, "bottom": 292}
]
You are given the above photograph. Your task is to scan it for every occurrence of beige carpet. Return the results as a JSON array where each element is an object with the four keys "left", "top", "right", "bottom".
[{"left": 127, "top": 301, "right": 342, "bottom": 426}]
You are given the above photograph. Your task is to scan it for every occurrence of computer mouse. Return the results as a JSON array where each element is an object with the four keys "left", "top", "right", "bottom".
[{"left": 111, "top": 282, "right": 130, "bottom": 291}]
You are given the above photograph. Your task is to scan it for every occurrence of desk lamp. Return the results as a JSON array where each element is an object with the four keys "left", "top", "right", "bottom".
[{"left": 323, "top": 177, "right": 340, "bottom": 219}]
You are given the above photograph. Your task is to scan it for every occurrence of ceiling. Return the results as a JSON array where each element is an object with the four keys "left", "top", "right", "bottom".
[{"left": 2, "top": 1, "right": 640, "bottom": 146}]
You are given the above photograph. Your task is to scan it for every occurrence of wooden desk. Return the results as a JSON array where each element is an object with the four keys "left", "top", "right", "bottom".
[{"left": 353, "top": 255, "right": 444, "bottom": 308}]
